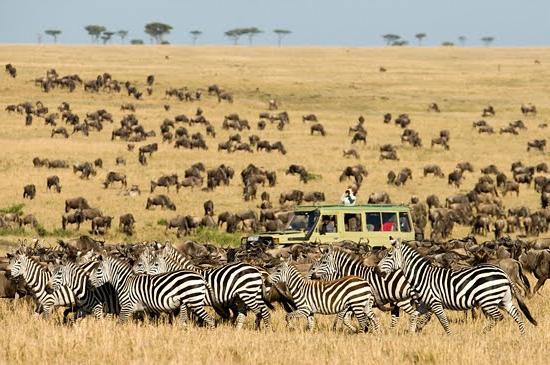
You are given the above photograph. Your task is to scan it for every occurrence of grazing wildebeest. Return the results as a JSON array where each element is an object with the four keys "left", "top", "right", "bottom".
[
  {"left": 23, "top": 184, "right": 36, "bottom": 200},
  {"left": 302, "top": 114, "right": 318, "bottom": 122},
  {"left": 447, "top": 169, "right": 463, "bottom": 188},
  {"left": 62, "top": 211, "right": 84, "bottom": 230},
  {"left": 502, "top": 181, "right": 520, "bottom": 196},
  {"left": 478, "top": 125, "right": 495, "bottom": 134},
  {"left": 270, "top": 141, "right": 287, "bottom": 155},
  {"left": 51, "top": 127, "right": 69, "bottom": 138},
  {"left": 383, "top": 113, "right": 392, "bottom": 123},
  {"left": 146, "top": 194, "right": 176, "bottom": 210},
  {"left": 47, "top": 175, "right": 62, "bottom": 193},
  {"left": 527, "top": 139, "right": 546, "bottom": 152},
  {"left": 521, "top": 103, "right": 537, "bottom": 115},
  {"left": 243, "top": 183, "right": 257, "bottom": 201},
  {"left": 64, "top": 197, "right": 90, "bottom": 213},
  {"left": 47, "top": 160, "right": 68, "bottom": 169},
  {"left": 279, "top": 190, "right": 304, "bottom": 205},
  {"left": 394, "top": 114, "right": 410, "bottom": 128},
  {"left": 303, "top": 191, "right": 325, "bottom": 203},
  {"left": 5, "top": 63, "right": 16, "bottom": 78},
  {"left": 428, "top": 102, "right": 440, "bottom": 112},
  {"left": 119, "top": 213, "right": 135, "bottom": 235},
  {"left": 431, "top": 136, "right": 450, "bottom": 150},
  {"left": 103, "top": 171, "right": 127, "bottom": 189},
  {"left": 139, "top": 143, "right": 158, "bottom": 156},
  {"left": 310, "top": 123, "right": 326, "bottom": 136},
  {"left": 343, "top": 149, "right": 359, "bottom": 159},
  {"left": 94, "top": 158, "right": 103, "bottom": 169},
  {"left": 368, "top": 191, "right": 391, "bottom": 204},
  {"left": 151, "top": 174, "right": 178, "bottom": 193},
  {"left": 91, "top": 216, "right": 113, "bottom": 235},
  {"left": 19, "top": 214, "right": 38, "bottom": 228},
  {"left": 423, "top": 164, "right": 444, "bottom": 178},
  {"left": 456, "top": 162, "right": 474, "bottom": 173},
  {"left": 481, "top": 164, "right": 499, "bottom": 175},
  {"left": 351, "top": 131, "right": 367, "bottom": 144},
  {"left": 482, "top": 105, "right": 495, "bottom": 117}
]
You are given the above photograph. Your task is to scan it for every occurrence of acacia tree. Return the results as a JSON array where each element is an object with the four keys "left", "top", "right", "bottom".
[
  {"left": 273, "top": 29, "right": 291, "bottom": 47},
  {"left": 85, "top": 25, "right": 106, "bottom": 43},
  {"left": 458, "top": 35, "right": 467, "bottom": 46},
  {"left": 415, "top": 32, "right": 427, "bottom": 46},
  {"left": 244, "top": 27, "right": 262, "bottom": 45},
  {"left": 45, "top": 29, "right": 61, "bottom": 44},
  {"left": 382, "top": 34, "right": 400, "bottom": 45},
  {"left": 225, "top": 28, "right": 245, "bottom": 45},
  {"left": 481, "top": 36, "right": 495, "bottom": 47},
  {"left": 190, "top": 30, "right": 202, "bottom": 45},
  {"left": 102, "top": 31, "right": 115, "bottom": 44},
  {"left": 117, "top": 30, "right": 128, "bottom": 43},
  {"left": 144, "top": 22, "right": 173, "bottom": 44}
]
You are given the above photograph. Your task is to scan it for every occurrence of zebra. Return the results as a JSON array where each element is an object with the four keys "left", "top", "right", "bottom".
[
  {"left": 90, "top": 254, "right": 215, "bottom": 327},
  {"left": 308, "top": 247, "right": 428, "bottom": 332},
  {"left": 7, "top": 253, "right": 77, "bottom": 320},
  {"left": 48, "top": 260, "right": 120, "bottom": 320},
  {"left": 140, "top": 244, "right": 272, "bottom": 330},
  {"left": 269, "top": 260, "right": 380, "bottom": 332},
  {"left": 377, "top": 238, "right": 538, "bottom": 335}
]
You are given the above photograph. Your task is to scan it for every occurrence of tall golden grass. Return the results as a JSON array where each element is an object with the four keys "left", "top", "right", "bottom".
[{"left": 0, "top": 45, "right": 548, "bottom": 364}]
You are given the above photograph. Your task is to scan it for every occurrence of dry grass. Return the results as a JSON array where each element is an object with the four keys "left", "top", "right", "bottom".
[{"left": 0, "top": 45, "right": 549, "bottom": 364}]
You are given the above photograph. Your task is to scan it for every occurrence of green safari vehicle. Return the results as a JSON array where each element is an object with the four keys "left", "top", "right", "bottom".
[{"left": 244, "top": 204, "right": 418, "bottom": 247}]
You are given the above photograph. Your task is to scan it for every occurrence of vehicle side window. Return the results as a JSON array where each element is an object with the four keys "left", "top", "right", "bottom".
[
  {"left": 399, "top": 212, "right": 412, "bottom": 232},
  {"left": 319, "top": 215, "right": 337, "bottom": 234},
  {"left": 365, "top": 213, "right": 381, "bottom": 231},
  {"left": 344, "top": 213, "right": 362, "bottom": 232},
  {"left": 382, "top": 212, "right": 398, "bottom": 231}
]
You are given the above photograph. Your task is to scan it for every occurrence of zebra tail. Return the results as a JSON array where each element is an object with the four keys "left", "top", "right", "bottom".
[
  {"left": 511, "top": 282, "right": 537, "bottom": 326},
  {"left": 517, "top": 262, "right": 531, "bottom": 296},
  {"left": 262, "top": 283, "right": 275, "bottom": 310}
]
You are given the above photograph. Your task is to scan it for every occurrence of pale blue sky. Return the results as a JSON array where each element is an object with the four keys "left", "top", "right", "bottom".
[{"left": 0, "top": 0, "right": 549, "bottom": 46}]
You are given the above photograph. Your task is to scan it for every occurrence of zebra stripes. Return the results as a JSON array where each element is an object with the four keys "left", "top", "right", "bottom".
[
  {"left": 91, "top": 255, "right": 214, "bottom": 327},
  {"left": 269, "top": 261, "right": 379, "bottom": 332},
  {"left": 49, "top": 261, "right": 120, "bottom": 319},
  {"left": 144, "top": 245, "right": 272, "bottom": 329},
  {"left": 378, "top": 238, "right": 538, "bottom": 334},
  {"left": 7, "top": 253, "right": 76, "bottom": 319},
  {"left": 308, "top": 247, "right": 425, "bottom": 331}
]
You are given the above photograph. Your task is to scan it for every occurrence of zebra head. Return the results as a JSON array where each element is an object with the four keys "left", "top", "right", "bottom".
[
  {"left": 308, "top": 247, "right": 337, "bottom": 280},
  {"left": 90, "top": 255, "right": 116, "bottom": 287},
  {"left": 147, "top": 253, "right": 168, "bottom": 275},
  {"left": 377, "top": 237, "right": 404, "bottom": 276},
  {"left": 133, "top": 249, "right": 155, "bottom": 274},
  {"left": 6, "top": 253, "right": 26, "bottom": 278},
  {"left": 269, "top": 261, "right": 292, "bottom": 285},
  {"left": 48, "top": 264, "right": 64, "bottom": 292}
]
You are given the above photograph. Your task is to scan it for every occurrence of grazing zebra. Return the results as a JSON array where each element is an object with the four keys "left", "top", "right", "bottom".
[
  {"left": 90, "top": 255, "right": 214, "bottom": 327},
  {"left": 308, "top": 247, "right": 427, "bottom": 332},
  {"left": 140, "top": 244, "right": 272, "bottom": 330},
  {"left": 49, "top": 261, "right": 120, "bottom": 319},
  {"left": 7, "top": 253, "right": 76, "bottom": 319},
  {"left": 378, "top": 238, "right": 537, "bottom": 335},
  {"left": 269, "top": 261, "right": 379, "bottom": 332}
]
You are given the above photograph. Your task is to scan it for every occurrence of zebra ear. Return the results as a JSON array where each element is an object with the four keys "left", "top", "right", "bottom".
[{"left": 7, "top": 253, "right": 13, "bottom": 259}]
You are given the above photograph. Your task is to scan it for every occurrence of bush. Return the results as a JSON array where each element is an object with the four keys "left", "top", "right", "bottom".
[
  {"left": 157, "top": 219, "right": 168, "bottom": 226},
  {"left": 0, "top": 203, "right": 24, "bottom": 215},
  {"left": 0, "top": 227, "right": 26, "bottom": 236},
  {"left": 35, "top": 224, "right": 48, "bottom": 237},
  {"left": 190, "top": 227, "right": 241, "bottom": 247}
]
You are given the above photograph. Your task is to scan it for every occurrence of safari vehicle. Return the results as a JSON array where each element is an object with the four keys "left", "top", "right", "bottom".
[{"left": 245, "top": 204, "right": 418, "bottom": 247}]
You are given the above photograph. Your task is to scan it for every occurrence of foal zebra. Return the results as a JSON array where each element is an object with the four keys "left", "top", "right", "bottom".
[
  {"left": 49, "top": 261, "right": 120, "bottom": 319},
  {"left": 378, "top": 238, "right": 537, "bottom": 335},
  {"left": 269, "top": 261, "right": 379, "bottom": 332},
  {"left": 91, "top": 255, "right": 214, "bottom": 327},
  {"left": 141, "top": 245, "right": 272, "bottom": 329},
  {"left": 308, "top": 247, "right": 426, "bottom": 331},
  {"left": 7, "top": 253, "right": 76, "bottom": 319}
]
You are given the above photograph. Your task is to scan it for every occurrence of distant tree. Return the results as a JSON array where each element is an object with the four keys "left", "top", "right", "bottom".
[
  {"left": 160, "top": 40, "right": 170, "bottom": 45},
  {"left": 481, "top": 36, "right": 495, "bottom": 47},
  {"left": 243, "top": 27, "right": 262, "bottom": 45},
  {"left": 225, "top": 28, "right": 246, "bottom": 45},
  {"left": 117, "top": 30, "right": 129, "bottom": 43},
  {"left": 273, "top": 29, "right": 291, "bottom": 47},
  {"left": 391, "top": 40, "right": 409, "bottom": 46},
  {"left": 85, "top": 25, "right": 106, "bottom": 43},
  {"left": 382, "top": 34, "right": 401, "bottom": 46},
  {"left": 45, "top": 29, "right": 62, "bottom": 44},
  {"left": 190, "top": 30, "right": 202, "bottom": 45},
  {"left": 130, "top": 39, "right": 144, "bottom": 45},
  {"left": 101, "top": 31, "right": 115, "bottom": 45},
  {"left": 415, "top": 32, "right": 427, "bottom": 46},
  {"left": 144, "top": 22, "right": 173, "bottom": 44},
  {"left": 458, "top": 35, "right": 467, "bottom": 46},
  {"left": 441, "top": 41, "right": 455, "bottom": 47}
]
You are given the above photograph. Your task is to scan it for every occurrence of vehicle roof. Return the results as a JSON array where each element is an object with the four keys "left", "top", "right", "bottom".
[{"left": 294, "top": 204, "right": 410, "bottom": 212}]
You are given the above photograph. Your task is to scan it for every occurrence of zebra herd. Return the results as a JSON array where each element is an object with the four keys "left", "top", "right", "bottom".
[{"left": 6, "top": 238, "right": 538, "bottom": 335}]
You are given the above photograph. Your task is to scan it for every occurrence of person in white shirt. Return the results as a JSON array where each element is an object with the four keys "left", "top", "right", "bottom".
[{"left": 341, "top": 188, "right": 356, "bottom": 206}]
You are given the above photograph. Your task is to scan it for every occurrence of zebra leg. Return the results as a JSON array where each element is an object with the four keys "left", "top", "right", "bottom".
[
  {"left": 306, "top": 315, "right": 316, "bottom": 331},
  {"left": 396, "top": 299, "right": 422, "bottom": 332},
  {"left": 415, "top": 312, "right": 432, "bottom": 332},
  {"left": 285, "top": 309, "right": 309, "bottom": 330},
  {"left": 179, "top": 304, "right": 189, "bottom": 328},
  {"left": 390, "top": 304, "right": 400, "bottom": 328},
  {"left": 481, "top": 305, "right": 504, "bottom": 334},
  {"left": 238, "top": 293, "right": 272, "bottom": 330},
  {"left": 341, "top": 310, "right": 358, "bottom": 333},
  {"left": 431, "top": 302, "right": 452, "bottom": 335},
  {"left": 501, "top": 300, "right": 526, "bottom": 335}
]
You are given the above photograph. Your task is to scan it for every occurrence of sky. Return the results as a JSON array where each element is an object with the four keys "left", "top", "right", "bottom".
[{"left": 0, "top": 0, "right": 549, "bottom": 46}]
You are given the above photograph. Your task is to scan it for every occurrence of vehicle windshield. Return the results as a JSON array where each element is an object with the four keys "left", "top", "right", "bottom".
[{"left": 286, "top": 211, "right": 318, "bottom": 233}]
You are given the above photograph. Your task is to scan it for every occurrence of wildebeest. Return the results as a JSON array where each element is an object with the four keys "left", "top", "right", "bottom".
[
  {"left": 64, "top": 197, "right": 90, "bottom": 213},
  {"left": 103, "top": 172, "right": 127, "bottom": 189},
  {"left": 23, "top": 184, "right": 36, "bottom": 200},
  {"left": 46, "top": 175, "right": 62, "bottom": 193},
  {"left": 482, "top": 105, "right": 495, "bottom": 117},
  {"left": 310, "top": 123, "right": 326, "bottom": 136},
  {"left": 527, "top": 139, "right": 546, "bottom": 152},
  {"left": 279, "top": 190, "right": 304, "bottom": 205},
  {"left": 146, "top": 194, "right": 176, "bottom": 210},
  {"left": 151, "top": 174, "right": 178, "bottom": 193},
  {"left": 351, "top": 131, "right": 367, "bottom": 144},
  {"left": 91, "top": 216, "right": 113, "bottom": 235},
  {"left": 368, "top": 191, "right": 391, "bottom": 204},
  {"left": 51, "top": 127, "right": 69, "bottom": 138},
  {"left": 423, "top": 164, "right": 444, "bottom": 178},
  {"left": 5, "top": 63, "right": 16, "bottom": 78},
  {"left": 119, "top": 213, "right": 135, "bottom": 235},
  {"left": 203, "top": 200, "right": 214, "bottom": 216},
  {"left": 139, "top": 143, "right": 158, "bottom": 157},
  {"left": 456, "top": 162, "right": 474, "bottom": 173},
  {"left": 519, "top": 249, "right": 550, "bottom": 296},
  {"left": 342, "top": 149, "right": 359, "bottom": 159},
  {"left": 302, "top": 114, "right": 318, "bottom": 122},
  {"left": 303, "top": 191, "right": 326, "bottom": 203},
  {"left": 521, "top": 103, "right": 537, "bottom": 115},
  {"left": 447, "top": 170, "right": 463, "bottom": 188},
  {"left": 62, "top": 211, "right": 83, "bottom": 230}
]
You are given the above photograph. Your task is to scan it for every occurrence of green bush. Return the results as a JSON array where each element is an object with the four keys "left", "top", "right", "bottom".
[
  {"left": 157, "top": 219, "right": 168, "bottom": 226},
  {"left": 190, "top": 227, "right": 242, "bottom": 247},
  {"left": 0, "top": 203, "right": 25, "bottom": 215}
]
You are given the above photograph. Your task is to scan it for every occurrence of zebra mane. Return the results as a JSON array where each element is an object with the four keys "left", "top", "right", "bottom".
[{"left": 329, "top": 247, "right": 365, "bottom": 265}]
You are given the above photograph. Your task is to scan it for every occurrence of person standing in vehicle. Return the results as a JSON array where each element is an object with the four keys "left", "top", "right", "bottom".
[{"left": 341, "top": 188, "right": 356, "bottom": 206}]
